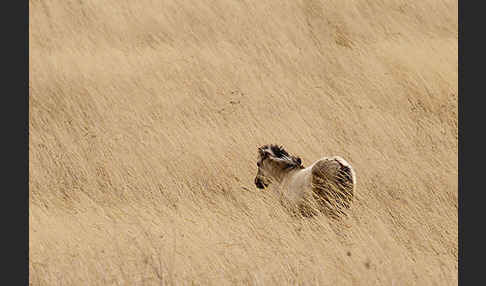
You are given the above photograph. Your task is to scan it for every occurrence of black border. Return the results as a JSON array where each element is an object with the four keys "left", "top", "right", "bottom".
[{"left": 4, "top": 0, "right": 29, "bottom": 284}]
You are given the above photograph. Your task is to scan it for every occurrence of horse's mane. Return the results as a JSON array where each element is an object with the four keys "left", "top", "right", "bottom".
[{"left": 259, "top": 144, "right": 304, "bottom": 169}]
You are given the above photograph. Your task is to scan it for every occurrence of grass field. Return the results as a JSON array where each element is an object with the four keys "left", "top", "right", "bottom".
[{"left": 29, "top": 0, "right": 458, "bottom": 284}]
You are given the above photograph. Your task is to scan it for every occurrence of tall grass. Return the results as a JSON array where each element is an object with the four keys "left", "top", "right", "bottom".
[{"left": 30, "top": 0, "right": 458, "bottom": 284}]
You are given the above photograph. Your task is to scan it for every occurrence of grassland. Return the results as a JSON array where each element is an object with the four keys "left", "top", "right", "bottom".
[{"left": 29, "top": 0, "right": 458, "bottom": 284}]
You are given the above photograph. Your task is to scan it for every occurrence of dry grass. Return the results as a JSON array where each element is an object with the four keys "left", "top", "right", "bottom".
[{"left": 29, "top": 0, "right": 457, "bottom": 285}]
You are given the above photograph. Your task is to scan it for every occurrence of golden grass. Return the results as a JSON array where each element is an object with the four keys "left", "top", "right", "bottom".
[{"left": 29, "top": 0, "right": 458, "bottom": 284}]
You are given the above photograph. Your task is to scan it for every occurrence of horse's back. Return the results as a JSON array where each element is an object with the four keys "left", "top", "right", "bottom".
[
  {"left": 311, "top": 156, "right": 356, "bottom": 185},
  {"left": 310, "top": 156, "right": 355, "bottom": 210}
]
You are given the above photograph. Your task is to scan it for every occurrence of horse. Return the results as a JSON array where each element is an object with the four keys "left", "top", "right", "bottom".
[{"left": 254, "top": 144, "right": 356, "bottom": 217}]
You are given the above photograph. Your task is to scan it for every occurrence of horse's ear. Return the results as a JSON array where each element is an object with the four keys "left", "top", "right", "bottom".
[{"left": 258, "top": 147, "right": 268, "bottom": 158}]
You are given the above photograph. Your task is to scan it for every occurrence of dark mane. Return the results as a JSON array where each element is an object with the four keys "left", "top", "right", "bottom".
[
  {"left": 259, "top": 144, "right": 304, "bottom": 169},
  {"left": 269, "top": 144, "right": 290, "bottom": 158}
]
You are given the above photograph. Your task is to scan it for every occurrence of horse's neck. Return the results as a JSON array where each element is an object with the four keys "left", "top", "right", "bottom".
[
  {"left": 273, "top": 168, "right": 303, "bottom": 184},
  {"left": 275, "top": 167, "right": 313, "bottom": 203}
]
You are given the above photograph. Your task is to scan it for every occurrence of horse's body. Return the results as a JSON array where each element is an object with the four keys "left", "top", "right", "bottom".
[
  {"left": 277, "top": 156, "right": 355, "bottom": 203},
  {"left": 254, "top": 145, "right": 356, "bottom": 215}
]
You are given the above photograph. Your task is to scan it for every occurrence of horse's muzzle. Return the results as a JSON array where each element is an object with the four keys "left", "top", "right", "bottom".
[{"left": 254, "top": 177, "right": 267, "bottom": 189}]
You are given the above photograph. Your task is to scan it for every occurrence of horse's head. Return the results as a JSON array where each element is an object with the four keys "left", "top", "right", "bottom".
[{"left": 254, "top": 144, "right": 303, "bottom": 189}]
